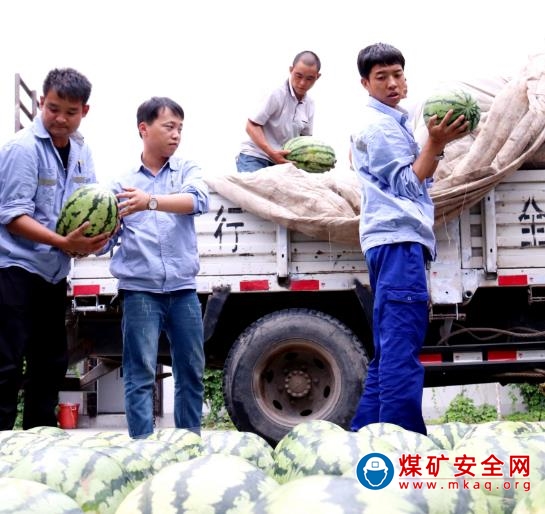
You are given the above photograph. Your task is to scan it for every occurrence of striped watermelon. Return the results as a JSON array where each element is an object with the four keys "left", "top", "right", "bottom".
[
  {"left": 426, "top": 422, "right": 474, "bottom": 450},
  {"left": 147, "top": 427, "right": 205, "bottom": 462},
  {"left": 452, "top": 434, "right": 542, "bottom": 510},
  {"left": 202, "top": 430, "right": 275, "bottom": 475},
  {"left": 272, "top": 420, "right": 345, "bottom": 483},
  {"left": 252, "top": 475, "right": 425, "bottom": 514},
  {"left": 462, "top": 420, "right": 544, "bottom": 440},
  {"left": 56, "top": 185, "right": 118, "bottom": 237},
  {"left": 423, "top": 89, "right": 481, "bottom": 132},
  {"left": 283, "top": 136, "right": 336, "bottom": 173},
  {"left": 0, "top": 477, "right": 83, "bottom": 514},
  {"left": 512, "top": 478, "right": 545, "bottom": 514},
  {"left": 115, "top": 453, "right": 278, "bottom": 514},
  {"left": 122, "top": 439, "right": 179, "bottom": 474},
  {"left": 0, "top": 458, "right": 14, "bottom": 475},
  {"left": 0, "top": 431, "right": 57, "bottom": 464},
  {"left": 275, "top": 429, "right": 396, "bottom": 483},
  {"left": 7, "top": 445, "right": 132, "bottom": 514},
  {"left": 355, "top": 422, "right": 440, "bottom": 453}
]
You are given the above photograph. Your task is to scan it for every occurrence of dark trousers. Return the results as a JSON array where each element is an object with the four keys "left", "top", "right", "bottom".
[
  {"left": 0, "top": 266, "right": 68, "bottom": 429},
  {"left": 351, "top": 242, "right": 429, "bottom": 435}
]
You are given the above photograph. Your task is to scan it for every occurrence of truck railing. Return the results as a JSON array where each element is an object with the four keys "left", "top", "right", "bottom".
[{"left": 14, "top": 73, "right": 38, "bottom": 132}]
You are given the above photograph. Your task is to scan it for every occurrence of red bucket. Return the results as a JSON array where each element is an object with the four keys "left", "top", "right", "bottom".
[{"left": 57, "top": 403, "right": 80, "bottom": 429}]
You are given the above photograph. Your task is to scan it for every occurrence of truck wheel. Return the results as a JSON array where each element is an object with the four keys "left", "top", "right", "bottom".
[{"left": 222, "top": 308, "right": 369, "bottom": 446}]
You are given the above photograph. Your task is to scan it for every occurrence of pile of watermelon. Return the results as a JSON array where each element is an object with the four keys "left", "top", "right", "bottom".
[{"left": 1, "top": 420, "right": 545, "bottom": 513}]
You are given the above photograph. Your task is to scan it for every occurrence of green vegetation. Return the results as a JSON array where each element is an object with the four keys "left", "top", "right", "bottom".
[
  {"left": 202, "top": 368, "right": 235, "bottom": 430},
  {"left": 434, "top": 383, "right": 545, "bottom": 424}
]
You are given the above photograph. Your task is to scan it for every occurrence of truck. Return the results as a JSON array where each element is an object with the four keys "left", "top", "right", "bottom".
[
  {"left": 66, "top": 168, "right": 545, "bottom": 444},
  {"left": 14, "top": 73, "right": 545, "bottom": 445}
]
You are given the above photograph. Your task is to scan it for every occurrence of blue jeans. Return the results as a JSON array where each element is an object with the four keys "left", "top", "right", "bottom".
[
  {"left": 121, "top": 289, "right": 205, "bottom": 438},
  {"left": 236, "top": 153, "right": 274, "bottom": 172},
  {"left": 350, "top": 242, "right": 429, "bottom": 435}
]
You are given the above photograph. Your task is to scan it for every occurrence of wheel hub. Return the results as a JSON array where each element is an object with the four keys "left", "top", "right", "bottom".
[{"left": 284, "top": 369, "right": 312, "bottom": 398}]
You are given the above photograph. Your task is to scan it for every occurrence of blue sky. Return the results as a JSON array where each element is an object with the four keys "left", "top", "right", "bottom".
[{"left": 1, "top": 0, "right": 544, "bottom": 181}]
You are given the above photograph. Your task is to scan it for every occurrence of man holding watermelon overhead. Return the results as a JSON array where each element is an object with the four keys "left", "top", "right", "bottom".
[
  {"left": 349, "top": 43, "right": 469, "bottom": 435},
  {"left": 109, "top": 96, "right": 209, "bottom": 439},
  {"left": 0, "top": 68, "right": 111, "bottom": 430},
  {"left": 236, "top": 50, "right": 321, "bottom": 172}
]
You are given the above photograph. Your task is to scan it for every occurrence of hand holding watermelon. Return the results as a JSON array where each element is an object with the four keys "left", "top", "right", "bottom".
[
  {"left": 423, "top": 89, "right": 481, "bottom": 132},
  {"left": 56, "top": 184, "right": 119, "bottom": 257}
]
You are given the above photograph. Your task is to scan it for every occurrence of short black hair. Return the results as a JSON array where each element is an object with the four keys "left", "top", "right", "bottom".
[
  {"left": 293, "top": 50, "right": 321, "bottom": 72},
  {"left": 136, "top": 97, "right": 185, "bottom": 126},
  {"left": 357, "top": 43, "right": 405, "bottom": 79},
  {"left": 43, "top": 68, "right": 92, "bottom": 104}
]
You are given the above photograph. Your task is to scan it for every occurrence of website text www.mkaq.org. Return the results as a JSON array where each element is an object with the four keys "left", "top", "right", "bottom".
[{"left": 395, "top": 452, "right": 531, "bottom": 492}]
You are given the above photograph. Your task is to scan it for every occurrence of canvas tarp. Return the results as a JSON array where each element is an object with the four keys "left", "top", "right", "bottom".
[{"left": 205, "top": 53, "right": 545, "bottom": 247}]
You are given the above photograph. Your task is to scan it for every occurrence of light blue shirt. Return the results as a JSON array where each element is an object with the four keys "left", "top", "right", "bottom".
[
  {"left": 109, "top": 155, "right": 209, "bottom": 292},
  {"left": 0, "top": 114, "right": 96, "bottom": 283},
  {"left": 240, "top": 80, "right": 314, "bottom": 160},
  {"left": 350, "top": 97, "right": 436, "bottom": 259}
]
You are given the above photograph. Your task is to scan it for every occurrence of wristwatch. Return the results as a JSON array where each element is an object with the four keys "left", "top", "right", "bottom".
[
  {"left": 148, "top": 195, "right": 158, "bottom": 210},
  {"left": 434, "top": 151, "right": 445, "bottom": 161}
]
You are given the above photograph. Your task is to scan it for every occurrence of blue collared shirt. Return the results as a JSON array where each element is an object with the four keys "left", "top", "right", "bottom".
[
  {"left": 0, "top": 114, "right": 96, "bottom": 283},
  {"left": 109, "top": 156, "right": 209, "bottom": 292},
  {"left": 350, "top": 97, "right": 436, "bottom": 259}
]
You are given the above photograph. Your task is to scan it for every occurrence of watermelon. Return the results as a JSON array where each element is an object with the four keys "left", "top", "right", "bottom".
[
  {"left": 0, "top": 477, "right": 84, "bottom": 514},
  {"left": 8, "top": 445, "right": 132, "bottom": 514},
  {"left": 512, "top": 478, "right": 545, "bottom": 513},
  {"left": 272, "top": 420, "right": 345, "bottom": 483},
  {"left": 252, "top": 475, "right": 425, "bottom": 514},
  {"left": 115, "top": 453, "right": 278, "bottom": 514},
  {"left": 122, "top": 439, "right": 179, "bottom": 474},
  {"left": 452, "top": 434, "right": 541, "bottom": 510},
  {"left": 422, "top": 89, "right": 481, "bottom": 132},
  {"left": 202, "top": 430, "right": 275, "bottom": 475},
  {"left": 147, "top": 427, "right": 205, "bottom": 462},
  {"left": 283, "top": 136, "right": 336, "bottom": 173},
  {"left": 56, "top": 185, "right": 118, "bottom": 237},
  {"left": 426, "top": 422, "right": 474, "bottom": 450},
  {"left": 274, "top": 429, "right": 395, "bottom": 483}
]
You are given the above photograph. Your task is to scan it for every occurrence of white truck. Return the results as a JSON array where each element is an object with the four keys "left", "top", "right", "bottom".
[
  {"left": 67, "top": 169, "right": 545, "bottom": 444},
  {"left": 13, "top": 70, "right": 545, "bottom": 445}
]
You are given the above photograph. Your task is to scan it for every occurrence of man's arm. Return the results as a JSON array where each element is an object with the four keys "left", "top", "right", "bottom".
[
  {"left": 413, "top": 110, "right": 469, "bottom": 182},
  {"left": 7, "top": 215, "right": 111, "bottom": 255},
  {"left": 246, "top": 120, "right": 290, "bottom": 164}
]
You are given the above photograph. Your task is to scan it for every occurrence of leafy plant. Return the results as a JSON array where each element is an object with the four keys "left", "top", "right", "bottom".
[
  {"left": 441, "top": 393, "right": 498, "bottom": 424},
  {"left": 508, "top": 382, "right": 545, "bottom": 420},
  {"left": 202, "top": 368, "right": 234, "bottom": 429}
]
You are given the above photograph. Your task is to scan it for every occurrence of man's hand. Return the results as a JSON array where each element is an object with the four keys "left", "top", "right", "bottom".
[
  {"left": 117, "top": 187, "right": 150, "bottom": 218},
  {"left": 62, "top": 222, "right": 112, "bottom": 257}
]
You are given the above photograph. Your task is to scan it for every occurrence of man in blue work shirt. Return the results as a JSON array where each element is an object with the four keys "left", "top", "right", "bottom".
[
  {"left": 0, "top": 68, "right": 111, "bottom": 430},
  {"left": 110, "top": 96, "right": 209, "bottom": 439},
  {"left": 349, "top": 43, "right": 469, "bottom": 435}
]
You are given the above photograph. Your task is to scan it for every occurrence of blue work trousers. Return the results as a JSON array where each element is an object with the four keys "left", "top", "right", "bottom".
[
  {"left": 351, "top": 242, "right": 429, "bottom": 435},
  {"left": 121, "top": 289, "right": 205, "bottom": 438}
]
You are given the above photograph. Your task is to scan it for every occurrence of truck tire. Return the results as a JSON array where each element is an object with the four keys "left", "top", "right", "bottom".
[{"left": 223, "top": 308, "right": 369, "bottom": 446}]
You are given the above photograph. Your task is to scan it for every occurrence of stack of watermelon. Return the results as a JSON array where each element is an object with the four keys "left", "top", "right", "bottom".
[{"left": 1, "top": 420, "right": 545, "bottom": 513}]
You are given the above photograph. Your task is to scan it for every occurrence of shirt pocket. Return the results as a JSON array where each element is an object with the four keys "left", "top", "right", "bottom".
[{"left": 36, "top": 167, "right": 57, "bottom": 211}]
